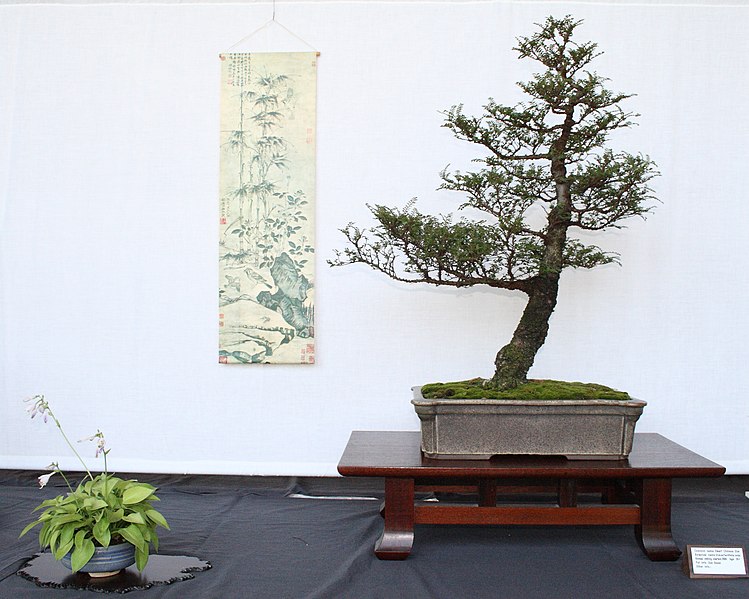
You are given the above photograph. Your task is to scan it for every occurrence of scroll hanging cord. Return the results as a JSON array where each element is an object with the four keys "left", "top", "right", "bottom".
[{"left": 223, "top": 0, "right": 318, "bottom": 53}]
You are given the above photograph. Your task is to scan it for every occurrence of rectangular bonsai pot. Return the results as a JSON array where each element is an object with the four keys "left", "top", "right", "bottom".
[{"left": 411, "top": 386, "right": 647, "bottom": 460}]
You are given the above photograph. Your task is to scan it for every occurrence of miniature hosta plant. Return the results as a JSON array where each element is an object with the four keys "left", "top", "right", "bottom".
[
  {"left": 331, "top": 16, "right": 658, "bottom": 392},
  {"left": 19, "top": 395, "right": 169, "bottom": 573}
]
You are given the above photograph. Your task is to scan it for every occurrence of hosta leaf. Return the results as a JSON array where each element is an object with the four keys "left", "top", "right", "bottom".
[
  {"left": 123, "top": 512, "right": 146, "bottom": 525},
  {"left": 109, "top": 508, "right": 124, "bottom": 523},
  {"left": 70, "top": 539, "right": 95, "bottom": 573},
  {"left": 122, "top": 486, "right": 155, "bottom": 505},
  {"left": 53, "top": 539, "right": 74, "bottom": 561},
  {"left": 93, "top": 517, "right": 111, "bottom": 547},
  {"left": 74, "top": 529, "right": 87, "bottom": 549},
  {"left": 18, "top": 520, "right": 41, "bottom": 538},
  {"left": 39, "top": 522, "right": 52, "bottom": 546},
  {"left": 135, "top": 546, "right": 149, "bottom": 571},
  {"left": 140, "top": 524, "right": 152, "bottom": 542},
  {"left": 49, "top": 529, "right": 61, "bottom": 554},
  {"left": 32, "top": 499, "right": 59, "bottom": 512},
  {"left": 60, "top": 523, "right": 76, "bottom": 547},
  {"left": 119, "top": 524, "right": 146, "bottom": 552},
  {"left": 145, "top": 509, "right": 170, "bottom": 530},
  {"left": 83, "top": 498, "right": 108, "bottom": 510},
  {"left": 51, "top": 513, "right": 84, "bottom": 525}
]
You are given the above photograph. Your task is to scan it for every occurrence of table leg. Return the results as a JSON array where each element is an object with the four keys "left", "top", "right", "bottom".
[
  {"left": 602, "top": 480, "right": 633, "bottom": 505},
  {"left": 634, "top": 478, "right": 681, "bottom": 561},
  {"left": 375, "top": 478, "right": 415, "bottom": 560},
  {"left": 478, "top": 479, "right": 497, "bottom": 507},
  {"left": 558, "top": 479, "right": 577, "bottom": 507}
]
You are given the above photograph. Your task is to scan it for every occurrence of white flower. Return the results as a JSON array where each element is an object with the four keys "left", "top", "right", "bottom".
[
  {"left": 95, "top": 437, "right": 106, "bottom": 458},
  {"left": 37, "top": 472, "right": 56, "bottom": 488},
  {"left": 24, "top": 395, "right": 50, "bottom": 421},
  {"left": 78, "top": 430, "right": 107, "bottom": 458}
]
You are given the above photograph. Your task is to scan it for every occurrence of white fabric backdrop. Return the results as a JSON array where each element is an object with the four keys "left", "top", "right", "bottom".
[{"left": 1, "top": 1, "right": 748, "bottom": 475}]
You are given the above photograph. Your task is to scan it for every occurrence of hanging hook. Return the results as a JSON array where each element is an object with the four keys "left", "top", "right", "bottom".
[{"left": 222, "top": 0, "right": 319, "bottom": 54}]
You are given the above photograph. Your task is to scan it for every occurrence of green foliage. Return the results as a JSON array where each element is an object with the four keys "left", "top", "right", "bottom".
[
  {"left": 19, "top": 396, "right": 168, "bottom": 573},
  {"left": 331, "top": 15, "right": 660, "bottom": 389},
  {"left": 420, "top": 378, "right": 630, "bottom": 401},
  {"left": 330, "top": 15, "right": 658, "bottom": 290},
  {"left": 19, "top": 473, "right": 169, "bottom": 573}
]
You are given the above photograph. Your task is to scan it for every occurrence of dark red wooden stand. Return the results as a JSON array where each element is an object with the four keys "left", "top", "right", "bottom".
[{"left": 337, "top": 431, "right": 724, "bottom": 561}]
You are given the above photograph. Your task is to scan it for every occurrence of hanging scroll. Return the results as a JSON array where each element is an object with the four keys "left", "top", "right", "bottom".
[{"left": 219, "top": 52, "right": 317, "bottom": 364}]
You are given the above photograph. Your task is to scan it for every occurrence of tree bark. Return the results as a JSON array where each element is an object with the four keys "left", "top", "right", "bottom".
[
  {"left": 490, "top": 275, "right": 560, "bottom": 389},
  {"left": 490, "top": 119, "right": 572, "bottom": 390}
]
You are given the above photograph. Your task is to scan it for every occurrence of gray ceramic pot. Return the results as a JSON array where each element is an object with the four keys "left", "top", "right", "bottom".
[{"left": 411, "top": 386, "right": 647, "bottom": 460}]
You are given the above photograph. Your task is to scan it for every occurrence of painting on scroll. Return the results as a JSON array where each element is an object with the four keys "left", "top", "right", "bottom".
[{"left": 219, "top": 52, "right": 317, "bottom": 364}]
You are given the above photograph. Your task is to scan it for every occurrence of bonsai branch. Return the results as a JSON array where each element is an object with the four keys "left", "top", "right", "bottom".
[{"left": 333, "top": 15, "right": 659, "bottom": 390}]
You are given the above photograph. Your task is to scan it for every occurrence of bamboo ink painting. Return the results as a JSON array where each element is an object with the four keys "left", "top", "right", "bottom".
[{"left": 219, "top": 52, "right": 317, "bottom": 364}]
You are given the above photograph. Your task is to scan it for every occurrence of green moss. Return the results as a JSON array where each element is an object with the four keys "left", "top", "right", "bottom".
[{"left": 419, "top": 378, "right": 630, "bottom": 401}]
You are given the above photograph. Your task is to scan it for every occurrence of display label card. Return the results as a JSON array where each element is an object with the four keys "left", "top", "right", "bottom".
[{"left": 684, "top": 545, "right": 748, "bottom": 578}]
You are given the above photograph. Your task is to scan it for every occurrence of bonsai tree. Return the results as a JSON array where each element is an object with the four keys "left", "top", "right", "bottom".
[{"left": 330, "top": 15, "right": 658, "bottom": 391}]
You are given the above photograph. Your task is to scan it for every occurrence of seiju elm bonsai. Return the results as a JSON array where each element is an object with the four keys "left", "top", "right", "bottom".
[{"left": 331, "top": 15, "right": 658, "bottom": 395}]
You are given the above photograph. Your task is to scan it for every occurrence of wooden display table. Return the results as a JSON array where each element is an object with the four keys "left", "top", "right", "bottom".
[{"left": 337, "top": 431, "right": 725, "bottom": 561}]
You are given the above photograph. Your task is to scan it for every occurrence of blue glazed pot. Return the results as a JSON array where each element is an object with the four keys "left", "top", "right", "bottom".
[{"left": 61, "top": 543, "right": 136, "bottom": 577}]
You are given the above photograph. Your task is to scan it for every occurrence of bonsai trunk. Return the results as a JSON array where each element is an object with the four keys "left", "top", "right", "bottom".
[
  {"left": 490, "top": 275, "right": 560, "bottom": 390},
  {"left": 490, "top": 141, "right": 572, "bottom": 391}
]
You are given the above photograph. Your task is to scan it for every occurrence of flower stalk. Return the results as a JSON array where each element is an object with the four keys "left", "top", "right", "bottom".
[
  {"left": 20, "top": 395, "right": 169, "bottom": 573},
  {"left": 25, "top": 395, "right": 94, "bottom": 480}
]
